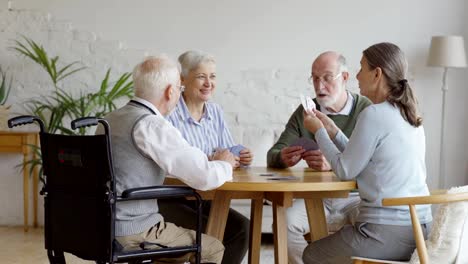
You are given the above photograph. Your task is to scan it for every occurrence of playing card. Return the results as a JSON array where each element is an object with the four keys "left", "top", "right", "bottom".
[
  {"left": 306, "top": 96, "right": 316, "bottom": 111},
  {"left": 290, "top": 137, "right": 319, "bottom": 151},
  {"left": 229, "top": 144, "right": 246, "bottom": 157},
  {"left": 266, "top": 175, "right": 299, "bottom": 181},
  {"left": 300, "top": 95, "right": 309, "bottom": 112},
  {"left": 300, "top": 94, "right": 315, "bottom": 114},
  {"left": 258, "top": 173, "right": 276, "bottom": 176}
]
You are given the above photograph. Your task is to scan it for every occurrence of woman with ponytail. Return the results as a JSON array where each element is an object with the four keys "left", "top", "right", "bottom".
[{"left": 301, "top": 42, "right": 432, "bottom": 263}]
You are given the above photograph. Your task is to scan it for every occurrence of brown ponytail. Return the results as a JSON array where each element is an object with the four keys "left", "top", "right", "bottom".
[{"left": 363, "top": 42, "right": 422, "bottom": 127}]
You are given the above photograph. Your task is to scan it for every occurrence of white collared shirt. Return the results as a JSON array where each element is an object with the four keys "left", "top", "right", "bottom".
[
  {"left": 131, "top": 97, "right": 233, "bottom": 191},
  {"left": 320, "top": 91, "right": 355, "bottom": 116}
]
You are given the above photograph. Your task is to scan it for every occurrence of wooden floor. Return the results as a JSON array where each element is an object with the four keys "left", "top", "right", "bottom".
[
  {"left": 0, "top": 226, "right": 99, "bottom": 263},
  {"left": 0, "top": 226, "right": 275, "bottom": 264}
]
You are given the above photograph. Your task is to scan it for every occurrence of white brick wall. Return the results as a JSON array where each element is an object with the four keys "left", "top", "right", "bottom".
[{"left": 0, "top": 9, "right": 286, "bottom": 226}]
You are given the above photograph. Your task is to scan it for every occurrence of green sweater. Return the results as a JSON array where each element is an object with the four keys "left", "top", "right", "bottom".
[{"left": 267, "top": 92, "right": 372, "bottom": 168}]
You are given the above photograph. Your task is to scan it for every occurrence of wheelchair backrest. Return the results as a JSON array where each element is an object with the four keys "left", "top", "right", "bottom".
[{"left": 41, "top": 132, "right": 115, "bottom": 262}]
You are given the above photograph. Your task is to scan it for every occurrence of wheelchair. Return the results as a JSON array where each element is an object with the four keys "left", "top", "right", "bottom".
[{"left": 8, "top": 115, "right": 203, "bottom": 264}]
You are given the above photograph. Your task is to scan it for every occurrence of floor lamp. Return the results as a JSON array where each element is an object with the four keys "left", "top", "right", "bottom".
[{"left": 427, "top": 36, "right": 467, "bottom": 188}]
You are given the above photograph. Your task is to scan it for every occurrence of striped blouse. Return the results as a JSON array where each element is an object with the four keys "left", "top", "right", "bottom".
[{"left": 167, "top": 96, "right": 236, "bottom": 156}]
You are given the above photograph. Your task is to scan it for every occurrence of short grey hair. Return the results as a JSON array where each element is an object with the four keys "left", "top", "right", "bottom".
[
  {"left": 178, "top": 50, "right": 216, "bottom": 78},
  {"left": 132, "top": 55, "right": 180, "bottom": 100}
]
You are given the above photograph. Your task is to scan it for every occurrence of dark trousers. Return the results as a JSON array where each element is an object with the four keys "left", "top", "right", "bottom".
[{"left": 158, "top": 199, "right": 250, "bottom": 264}]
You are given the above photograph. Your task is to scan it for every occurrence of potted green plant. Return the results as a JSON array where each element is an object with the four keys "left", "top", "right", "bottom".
[
  {"left": 11, "top": 36, "right": 134, "bottom": 182},
  {"left": 0, "top": 66, "right": 13, "bottom": 130}
]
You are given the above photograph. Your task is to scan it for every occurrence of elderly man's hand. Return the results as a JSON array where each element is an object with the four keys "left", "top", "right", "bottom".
[
  {"left": 302, "top": 150, "right": 331, "bottom": 171},
  {"left": 280, "top": 146, "right": 306, "bottom": 167},
  {"left": 212, "top": 149, "right": 238, "bottom": 168},
  {"left": 239, "top": 148, "right": 253, "bottom": 166}
]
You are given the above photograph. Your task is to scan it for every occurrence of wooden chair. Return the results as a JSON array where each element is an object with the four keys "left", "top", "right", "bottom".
[{"left": 352, "top": 186, "right": 468, "bottom": 264}]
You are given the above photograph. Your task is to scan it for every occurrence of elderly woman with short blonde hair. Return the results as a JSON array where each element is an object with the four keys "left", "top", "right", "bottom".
[{"left": 160, "top": 50, "right": 252, "bottom": 264}]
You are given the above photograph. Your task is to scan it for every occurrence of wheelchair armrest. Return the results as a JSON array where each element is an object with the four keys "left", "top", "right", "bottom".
[{"left": 119, "top": 185, "right": 198, "bottom": 201}]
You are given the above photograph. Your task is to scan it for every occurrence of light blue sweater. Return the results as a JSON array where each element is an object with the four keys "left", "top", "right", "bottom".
[{"left": 315, "top": 101, "right": 432, "bottom": 226}]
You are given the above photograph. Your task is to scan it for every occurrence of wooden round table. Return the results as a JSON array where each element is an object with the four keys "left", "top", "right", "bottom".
[{"left": 165, "top": 166, "right": 357, "bottom": 264}]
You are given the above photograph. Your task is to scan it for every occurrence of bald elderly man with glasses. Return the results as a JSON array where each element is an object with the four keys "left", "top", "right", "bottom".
[{"left": 267, "top": 51, "right": 372, "bottom": 264}]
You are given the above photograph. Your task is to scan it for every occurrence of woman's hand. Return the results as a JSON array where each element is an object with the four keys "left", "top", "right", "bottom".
[
  {"left": 303, "top": 111, "right": 324, "bottom": 134},
  {"left": 312, "top": 109, "right": 339, "bottom": 139},
  {"left": 239, "top": 148, "right": 253, "bottom": 166}
]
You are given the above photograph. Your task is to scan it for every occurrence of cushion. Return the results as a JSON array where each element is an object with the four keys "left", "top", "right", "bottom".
[
  {"left": 455, "top": 208, "right": 468, "bottom": 264},
  {"left": 409, "top": 185, "right": 468, "bottom": 264}
]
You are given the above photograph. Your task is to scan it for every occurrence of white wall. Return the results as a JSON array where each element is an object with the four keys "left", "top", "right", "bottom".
[{"left": 0, "top": 0, "right": 467, "bottom": 226}]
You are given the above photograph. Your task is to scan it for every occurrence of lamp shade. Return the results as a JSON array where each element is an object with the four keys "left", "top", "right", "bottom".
[{"left": 427, "top": 36, "right": 467, "bottom": 68}]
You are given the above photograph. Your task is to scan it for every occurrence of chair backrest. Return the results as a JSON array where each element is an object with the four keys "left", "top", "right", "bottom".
[
  {"left": 409, "top": 185, "right": 468, "bottom": 264},
  {"left": 41, "top": 132, "right": 115, "bottom": 263}
]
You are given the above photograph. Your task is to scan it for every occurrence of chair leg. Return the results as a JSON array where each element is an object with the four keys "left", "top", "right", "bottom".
[{"left": 47, "top": 250, "right": 65, "bottom": 264}]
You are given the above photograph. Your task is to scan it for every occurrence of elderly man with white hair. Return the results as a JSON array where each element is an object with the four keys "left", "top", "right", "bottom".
[
  {"left": 267, "top": 51, "right": 372, "bottom": 264},
  {"left": 99, "top": 55, "right": 237, "bottom": 264}
]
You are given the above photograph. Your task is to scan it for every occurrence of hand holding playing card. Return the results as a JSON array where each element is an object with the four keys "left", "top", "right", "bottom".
[
  {"left": 280, "top": 146, "right": 305, "bottom": 167},
  {"left": 303, "top": 110, "right": 323, "bottom": 134},
  {"left": 229, "top": 144, "right": 253, "bottom": 167},
  {"left": 312, "top": 109, "right": 340, "bottom": 139},
  {"left": 229, "top": 144, "right": 245, "bottom": 157},
  {"left": 211, "top": 149, "right": 237, "bottom": 168},
  {"left": 239, "top": 148, "right": 253, "bottom": 166}
]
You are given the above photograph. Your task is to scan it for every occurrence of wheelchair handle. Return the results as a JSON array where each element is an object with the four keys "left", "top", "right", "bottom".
[
  {"left": 71, "top": 117, "right": 99, "bottom": 129},
  {"left": 8, "top": 115, "right": 46, "bottom": 132},
  {"left": 71, "top": 117, "right": 110, "bottom": 135}
]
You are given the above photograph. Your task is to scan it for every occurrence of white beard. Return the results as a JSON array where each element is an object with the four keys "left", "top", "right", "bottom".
[
  {"left": 315, "top": 85, "right": 345, "bottom": 109},
  {"left": 316, "top": 94, "right": 339, "bottom": 109}
]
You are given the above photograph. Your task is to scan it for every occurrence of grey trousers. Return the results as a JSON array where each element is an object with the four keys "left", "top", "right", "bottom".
[{"left": 302, "top": 222, "right": 431, "bottom": 264}]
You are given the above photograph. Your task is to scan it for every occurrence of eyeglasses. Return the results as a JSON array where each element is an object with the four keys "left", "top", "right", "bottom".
[
  {"left": 177, "top": 85, "right": 185, "bottom": 92},
  {"left": 308, "top": 72, "right": 342, "bottom": 85}
]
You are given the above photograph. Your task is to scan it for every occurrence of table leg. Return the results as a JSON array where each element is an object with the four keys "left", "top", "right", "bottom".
[
  {"left": 22, "top": 151, "right": 29, "bottom": 232},
  {"left": 270, "top": 192, "right": 293, "bottom": 264},
  {"left": 248, "top": 198, "right": 263, "bottom": 264},
  {"left": 206, "top": 191, "right": 231, "bottom": 241},
  {"left": 305, "top": 198, "right": 328, "bottom": 241}
]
